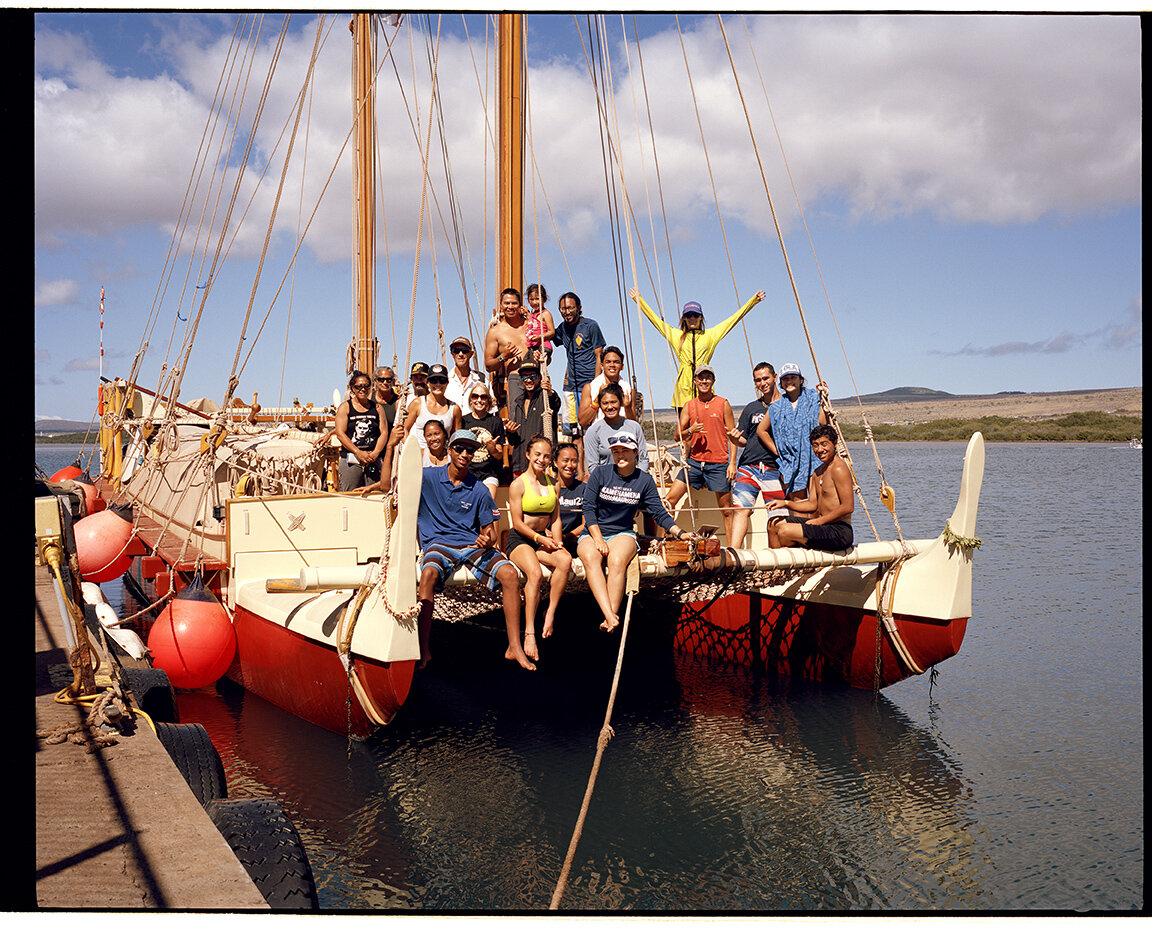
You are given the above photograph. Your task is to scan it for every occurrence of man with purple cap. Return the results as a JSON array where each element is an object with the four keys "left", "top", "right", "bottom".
[
  {"left": 630, "top": 286, "right": 766, "bottom": 410},
  {"left": 416, "top": 428, "right": 536, "bottom": 673}
]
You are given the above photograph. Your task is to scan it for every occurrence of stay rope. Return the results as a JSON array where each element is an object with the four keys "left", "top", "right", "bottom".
[{"left": 548, "top": 556, "right": 640, "bottom": 911}]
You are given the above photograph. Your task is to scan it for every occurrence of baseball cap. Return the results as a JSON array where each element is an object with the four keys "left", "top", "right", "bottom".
[
  {"left": 606, "top": 430, "right": 638, "bottom": 450},
  {"left": 448, "top": 429, "right": 482, "bottom": 449}
]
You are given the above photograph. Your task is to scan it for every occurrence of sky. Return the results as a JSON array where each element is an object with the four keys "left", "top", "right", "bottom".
[{"left": 34, "top": 10, "right": 1142, "bottom": 423}]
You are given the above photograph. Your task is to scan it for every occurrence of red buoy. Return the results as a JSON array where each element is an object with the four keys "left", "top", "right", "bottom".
[
  {"left": 75, "top": 480, "right": 107, "bottom": 515},
  {"left": 74, "top": 504, "right": 133, "bottom": 583},
  {"left": 49, "top": 462, "right": 83, "bottom": 483},
  {"left": 148, "top": 573, "right": 236, "bottom": 689}
]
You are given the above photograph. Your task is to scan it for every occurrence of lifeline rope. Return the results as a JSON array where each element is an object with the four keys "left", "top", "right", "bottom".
[{"left": 549, "top": 556, "right": 640, "bottom": 910}]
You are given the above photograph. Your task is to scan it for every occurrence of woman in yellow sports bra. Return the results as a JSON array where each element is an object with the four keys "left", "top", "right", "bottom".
[{"left": 506, "top": 434, "right": 572, "bottom": 661}]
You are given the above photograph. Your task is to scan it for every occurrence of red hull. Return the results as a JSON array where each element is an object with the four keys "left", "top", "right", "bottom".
[
  {"left": 673, "top": 591, "right": 967, "bottom": 689},
  {"left": 229, "top": 604, "right": 414, "bottom": 738}
]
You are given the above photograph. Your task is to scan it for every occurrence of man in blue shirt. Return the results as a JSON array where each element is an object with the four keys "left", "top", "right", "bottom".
[
  {"left": 553, "top": 291, "right": 605, "bottom": 466},
  {"left": 416, "top": 429, "right": 536, "bottom": 672}
]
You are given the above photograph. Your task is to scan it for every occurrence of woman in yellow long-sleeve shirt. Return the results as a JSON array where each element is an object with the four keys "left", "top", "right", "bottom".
[{"left": 630, "top": 287, "right": 766, "bottom": 409}]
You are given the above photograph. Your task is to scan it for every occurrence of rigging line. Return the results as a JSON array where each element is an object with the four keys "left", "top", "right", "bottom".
[
  {"left": 423, "top": 17, "right": 481, "bottom": 351},
  {"left": 571, "top": 14, "right": 674, "bottom": 447},
  {"left": 134, "top": 14, "right": 247, "bottom": 376},
  {"left": 598, "top": 14, "right": 697, "bottom": 524},
  {"left": 737, "top": 18, "right": 899, "bottom": 543},
  {"left": 235, "top": 14, "right": 330, "bottom": 384},
  {"left": 722, "top": 14, "right": 885, "bottom": 543},
  {"left": 137, "top": 14, "right": 259, "bottom": 422},
  {"left": 169, "top": 13, "right": 281, "bottom": 413},
  {"left": 403, "top": 15, "right": 443, "bottom": 377},
  {"left": 280, "top": 14, "right": 324, "bottom": 409},
  {"left": 225, "top": 17, "right": 314, "bottom": 400},
  {"left": 630, "top": 15, "right": 679, "bottom": 312},
  {"left": 673, "top": 14, "right": 753, "bottom": 367}
]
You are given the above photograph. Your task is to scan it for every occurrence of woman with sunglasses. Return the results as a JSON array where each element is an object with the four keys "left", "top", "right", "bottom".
[
  {"left": 629, "top": 286, "right": 766, "bottom": 412},
  {"left": 460, "top": 383, "right": 504, "bottom": 498},
  {"left": 578, "top": 430, "right": 691, "bottom": 633},
  {"left": 335, "top": 369, "right": 390, "bottom": 491},
  {"left": 506, "top": 434, "right": 572, "bottom": 660},
  {"left": 404, "top": 362, "right": 462, "bottom": 452}
]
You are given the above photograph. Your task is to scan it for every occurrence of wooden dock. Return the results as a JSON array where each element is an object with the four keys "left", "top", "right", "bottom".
[{"left": 34, "top": 564, "right": 266, "bottom": 910}]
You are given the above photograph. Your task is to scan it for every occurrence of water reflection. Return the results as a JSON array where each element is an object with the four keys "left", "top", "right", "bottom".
[{"left": 170, "top": 603, "right": 995, "bottom": 911}]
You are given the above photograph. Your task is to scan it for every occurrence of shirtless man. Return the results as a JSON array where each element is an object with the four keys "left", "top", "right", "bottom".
[
  {"left": 484, "top": 287, "right": 531, "bottom": 409},
  {"left": 765, "top": 424, "right": 854, "bottom": 552}
]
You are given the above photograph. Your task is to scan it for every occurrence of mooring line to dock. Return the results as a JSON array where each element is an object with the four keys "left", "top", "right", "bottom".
[{"left": 548, "top": 556, "right": 641, "bottom": 911}]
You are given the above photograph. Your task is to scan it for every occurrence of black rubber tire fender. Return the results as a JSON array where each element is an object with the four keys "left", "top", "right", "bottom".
[
  {"left": 152, "top": 721, "right": 227, "bottom": 806},
  {"left": 120, "top": 666, "right": 179, "bottom": 723},
  {"left": 204, "top": 797, "right": 319, "bottom": 909}
]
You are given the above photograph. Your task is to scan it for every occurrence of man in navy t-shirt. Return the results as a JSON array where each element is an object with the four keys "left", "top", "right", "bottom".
[
  {"left": 728, "top": 361, "right": 786, "bottom": 549},
  {"left": 416, "top": 429, "right": 536, "bottom": 672},
  {"left": 553, "top": 291, "right": 605, "bottom": 457}
]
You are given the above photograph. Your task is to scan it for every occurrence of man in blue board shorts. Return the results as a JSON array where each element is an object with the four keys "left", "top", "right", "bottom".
[{"left": 416, "top": 430, "right": 536, "bottom": 673}]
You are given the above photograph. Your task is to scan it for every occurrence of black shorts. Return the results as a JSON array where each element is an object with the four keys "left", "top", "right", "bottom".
[
  {"left": 505, "top": 527, "right": 539, "bottom": 556},
  {"left": 782, "top": 514, "right": 853, "bottom": 552}
]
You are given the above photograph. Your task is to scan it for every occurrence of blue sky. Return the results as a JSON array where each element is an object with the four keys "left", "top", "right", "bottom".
[{"left": 35, "top": 11, "right": 1141, "bottom": 422}]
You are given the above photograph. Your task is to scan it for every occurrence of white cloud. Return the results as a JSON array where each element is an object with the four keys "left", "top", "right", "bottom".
[
  {"left": 35, "top": 279, "right": 80, "bottom": 306},
  {"left": 34, "top": 13, "right": 1141, "bottom": 269}
]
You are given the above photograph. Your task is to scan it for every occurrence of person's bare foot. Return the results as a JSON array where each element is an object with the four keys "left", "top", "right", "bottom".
[
  {"left": 505, "top": 646, "right": 538, "bottom": 671},
  {"left": 417, "top": 651, "right": 432, "bottom": 670},
  {"left": 523, "top": 631, "right": 539, "bottom": 661},
  {"left": 599, "top": 614, "right": 619, "bottom": 633},
  {"left": 541, "top": 615, "right": 554, "bottom": 639}
]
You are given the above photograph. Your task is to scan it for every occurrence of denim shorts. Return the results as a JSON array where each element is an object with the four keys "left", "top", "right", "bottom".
[
  {"left": 675, "top": 457, "right": 731, "bottom": 493},
  {"left": 731, "top": 462, "right": 785, "bottom": 509}
]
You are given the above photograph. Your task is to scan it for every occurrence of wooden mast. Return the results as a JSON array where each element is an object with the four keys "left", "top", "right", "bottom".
[
  {"left": 352, "top": 13, "right": 377, "bottom": 375},
  {"left": 497, "top": 13, "right": 524, "bottom": 296}
]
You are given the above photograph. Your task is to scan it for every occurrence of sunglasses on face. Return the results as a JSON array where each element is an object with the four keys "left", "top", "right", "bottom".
[
  {"left": 449, "top": 443, "right": 477, "bottom": 454},
  {"left": 376, "top": 377, "right": 393, "bottom": 383},
  {"left": 429, "top": 377, "right": 448, "bottom": 385},
  {"left": 470, "top": 394, "right": 489, "bottom": 401},
  {"left": 352, "top": 383, "right": 370, "bottom": 390},
  {"left": 451, "top": 347, "right": 470, "bottom": 355}
]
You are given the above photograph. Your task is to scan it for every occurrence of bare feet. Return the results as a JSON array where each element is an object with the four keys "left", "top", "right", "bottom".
[
  {"left": 417, "top": 651, "right": 432, "bottom": 670},
  {"left": 524, "top": 631, "right": 539, "bottom": 661},
  {"left": 541, "top": 615, "right": 554, "bottom": 639},
  {"left": 599, "top": 614, "right": 619, "bottom": 633},
  {"left": 504, "top": 646, "right": 538, "bottom": 671}
]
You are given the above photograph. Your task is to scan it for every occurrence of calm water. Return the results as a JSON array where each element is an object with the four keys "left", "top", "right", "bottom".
[{"left": 37, "top": 442, "right": 1143, "bottom": 912}]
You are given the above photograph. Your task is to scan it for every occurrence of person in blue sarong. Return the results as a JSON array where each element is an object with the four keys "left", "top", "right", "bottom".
[{"left": 754, "top": 362, "right": 830, "bottom": 501}]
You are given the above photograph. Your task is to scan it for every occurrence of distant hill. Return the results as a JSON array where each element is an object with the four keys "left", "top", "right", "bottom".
[{"left": 35, "top": 419, "right": 99, "bottom": 435}]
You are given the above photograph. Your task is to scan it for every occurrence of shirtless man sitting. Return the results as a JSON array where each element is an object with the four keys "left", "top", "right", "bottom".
[{"left": 765, "top": 424, "right": 854, "bottom": 551}]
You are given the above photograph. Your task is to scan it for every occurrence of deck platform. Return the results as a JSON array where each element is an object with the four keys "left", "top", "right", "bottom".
[{"left": 34, "top": 564, "right": 265, "bottom": 910}]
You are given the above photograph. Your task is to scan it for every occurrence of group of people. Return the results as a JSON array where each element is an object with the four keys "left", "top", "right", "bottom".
[{"left": 335, "top": 283, "right": 855, "bottom": 672}]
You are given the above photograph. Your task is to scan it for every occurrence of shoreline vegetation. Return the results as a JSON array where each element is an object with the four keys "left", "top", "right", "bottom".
[
  {"left": 33, "top": 387, "right": 1142, "bottom": 446},
  {"left": 37, "top": 410, "right": 1142, "bottom": 447}
]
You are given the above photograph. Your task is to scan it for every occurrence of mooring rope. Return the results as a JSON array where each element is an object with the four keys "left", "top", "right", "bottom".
[{"left": 549, "top": 555, "right": 640, "bottom": 910}]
